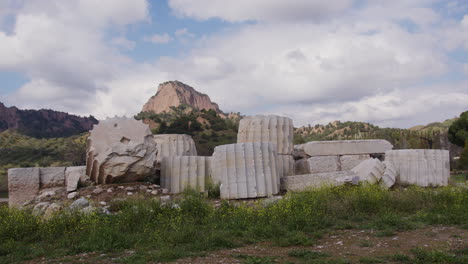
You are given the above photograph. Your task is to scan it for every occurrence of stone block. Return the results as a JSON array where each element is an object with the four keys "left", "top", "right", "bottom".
[
  {"left": 65, "top": 166, "right": 86, "bottom": 192},
  {"left": 351, "top": 158, "right": 385, "bottom": 184},
  {"left": 281, "top": 171, "right": 358, "bottom": 191},
  {"left": 211, "top": 142, "right": 279, "bottom": 199},
  {"left": 385, "top": 149, "right": 449, "bottom": 187},
  {"left": 8, "top": 168, "right": 40, "bottom": 207},
  {"left": 153, "top": 134, "right": 197, "bottom": 163},
  {"left": 86, "top": 117, "right": 158, "bottom": 184},
  {"left": 295, "top": 156, "right": 340, "bottom": 174},
  {"left": 381, "top": 161, "right": 397, "bottom": 189},
  {"left": 39, "top": 167, "right": 65, "bottom": 188},
  {"left": 161, "top": 156, "right": 211, "bottom": 194},
  {"left": 237, "top": 115, "right": 294, "bottom": 155},
  {"left": 277, "top": 155, "right": 295, "bottom": 179},
  {"left": 296, "top": 140, "right": 393, "bottom": 156},
  {"left": 340, "top": 155, "right": 371, "bottom": 171}
]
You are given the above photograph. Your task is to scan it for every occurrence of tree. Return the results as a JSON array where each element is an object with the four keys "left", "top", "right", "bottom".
[
  {"left": 458, "top": 139, "right": 468, "bottom": 170},
  {"left": 448, "top": 111, "right": 468, "bottom": 147}
]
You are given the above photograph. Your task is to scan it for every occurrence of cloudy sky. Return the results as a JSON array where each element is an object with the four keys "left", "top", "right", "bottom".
[{"left": 0, "top": 0, "right": 467, "bottom": 128}]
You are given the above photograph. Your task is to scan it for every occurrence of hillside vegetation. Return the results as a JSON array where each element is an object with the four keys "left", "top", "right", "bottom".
[{"left": 135, "top": 105, "right": 241, "bottom": 155}]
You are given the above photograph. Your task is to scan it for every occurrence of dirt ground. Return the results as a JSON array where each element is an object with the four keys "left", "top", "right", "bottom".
[{"left": 22, "top": 226, "right": 466, "bottom": 264}]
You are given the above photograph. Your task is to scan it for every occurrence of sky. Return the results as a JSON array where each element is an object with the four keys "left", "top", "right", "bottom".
[{"left": 0, "top": 0, "right": 467, "bottom": 128}]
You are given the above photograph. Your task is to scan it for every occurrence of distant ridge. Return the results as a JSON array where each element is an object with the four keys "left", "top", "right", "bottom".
[
  {"left": 142, "top": 81, "right": 222, "bottom": 114},
  {"left": 0, "top": 102, "right": 98, "bottom": 138}
]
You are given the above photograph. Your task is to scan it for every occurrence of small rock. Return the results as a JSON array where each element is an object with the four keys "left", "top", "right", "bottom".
[
  {"left": 92, "top": 187, "right": 104, "bottom": 194},
  {"left": 67, "top": 192, "right": 79, "bottom": 199},
  {"left": 171, "top": 203, "right": 180, "bottom": 209},
  {"left": 161, "top": 189, "right": 169, "bottom": 194},
  {"left": 150, "top": 190, "right": 158, "bottom": 195},
  {"left": 139, "top": 185, "right": 148, "bottom": 190},
  {"left": 146, "top": 189, "right": 152, "bottom": 193},
  {"left": 261, "top": 196, "right": 283, "bottom": 207},
  {"left": 38, "top": 190, "right": 56, "bottom": 200},
  {"left": 43, "top": 203, "right": 62, "bottom": 219},
  {"left": 69, "top": 197, "right": 89, "bottom": 211},
  {"left": 127, "top": 192, "right": 134, "bottom": 196},
  {"left": 81, "top": 206, "right": 95, "bottom": 214},
  {"left": 125, "top": 187, "right": 135, "bottom": 192},
  {"left": 33, "top": 202, "right": 51, "bottom": 216},
  {"left": 100, "top": 206, "right": 111, "bottom": 215},
  {"left": 160, "top": 195, "right": 171, "bottom": 204},
  {"left": 152, "top": 184, "right": 160, "bottom": 188},
  {"left": 99, "top": 201, "right": 107, "bottom": 206},
  {"left": 107, "top": 188, "right": 113, "bottom": 193},
  {"left": 86, "top": 195, "right": 91, "bottom": 198},
  {"left": 118, "top": 186, "right": 124, "bottom": 189}
]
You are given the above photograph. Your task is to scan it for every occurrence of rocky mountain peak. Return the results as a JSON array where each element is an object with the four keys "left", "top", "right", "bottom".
[{"left": 142, "top": 81, "right": 221, "bottom": 114}]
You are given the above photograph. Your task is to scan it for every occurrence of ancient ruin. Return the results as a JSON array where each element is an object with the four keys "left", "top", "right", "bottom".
[
  {"left": 295, "top": 139, "right": 393, "bottom": 156},
  {"left": 161, "top": 156, "right": 211, "bottom": 194},
  {"left": 86, "top": 117, "right": 158, "bottom": 184},
  {"left": 211, "top": 142, "right": 280, "bottom": 199},
  {"left": 153, "top": 134, "right": 197, "bottom": 163},
  {"left": 281, "top": 171, "right": 359, "bottom": 191}
]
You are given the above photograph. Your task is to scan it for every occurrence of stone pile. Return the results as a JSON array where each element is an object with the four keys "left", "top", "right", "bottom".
[
  {"left": 153, "top": 134, "right": 197, "bottom": 163},
  {"left": 86, "top": 117, "right": 158, "bottom": 184}
]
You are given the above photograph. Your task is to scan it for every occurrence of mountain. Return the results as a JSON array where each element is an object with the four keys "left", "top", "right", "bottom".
[
  {"left": 0, "top": 102, "right": 98, "bottom": 138},
  {"left": 142, "top": 81, "right": 222, "bottom": 114}
]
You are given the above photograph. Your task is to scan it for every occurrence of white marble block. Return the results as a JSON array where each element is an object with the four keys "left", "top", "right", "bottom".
[
  {"left": 385, "top": 149, "right": 450, "bottom": 187},
  {"left": 351, "top": 158, "right": 385, "bottom": 184},
  {"left": 161, "top": 156, "right": 211, "bottom": 194},
  {"left": 153, "top": 134, "right": 197, "bottom": 163},
  {"left": 277, "top": 155, "right": 295, "bottom": 179},
  {"left": 340, "top": 155, "right": 371, "bottom": 171},
  {"left": 211, "top": 142, "right": 279, "bottom": 199},
  {"left": 380, "top": 161, "right": 397, "bottom": 189},
  {"left": 237, "top": 115, "right": 294, "bottom": 155},
  {"left": 295, "top": 140, "right": 393, "bottom": 156},
  {"left": 8, "top": 168, "right": 40, "bottom": 207},
  {"left": 281, "top": 171, "right": 359, "bottom": 191}
]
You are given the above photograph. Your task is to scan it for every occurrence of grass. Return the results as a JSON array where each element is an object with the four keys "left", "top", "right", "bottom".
[{"left": 0, "top": 185, "right": 466, "bottom": 263}]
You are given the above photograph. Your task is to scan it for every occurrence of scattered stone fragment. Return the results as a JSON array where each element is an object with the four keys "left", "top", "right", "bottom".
[
  {"left": 33, "top": 202, "right": 51, "bottom": 216},
  {"left": 118, "top": 186, "right": 124, "bottom": 189},
  {"left": 65, "top": 166, "right": 86, "bottom": 192},
  {"left": 43, "top": 203, "right": 62, "bottom": 219},
  {"left": 8, "top": 167, "right": 40, "bottom": 207},
  {"left": 151, "top": 190, "right": 158, "bottom": 195},
  {"left": 92, "top": 187, "right": 104, "bottom": 194},
  {"left": 261, "top": 196, "right": 283, "bottom": 207},
  {"left": 153, "top": 134, "right": 198, "bottom": 163},
  {"left": 161, "top": 189, "right": 169, "bottom": 194},
  {"left": 381, "top": 161, "right": 397, "bottom": 189},
  {"left": 37, "top": 190, "right": 56, "bottom": 200},
  {"left": 107, "top": 188, "right": 113, "bottom": 193},
  {"left": 125, "top": 187, "right": 135, "bottom": 192},
  {"left": 127, "top": 192, "right": 133, "bottom": 196},
  {"left": 67, "top": 192, "right": 79, "bottom": 199},
  {"left": 99, "top": 201, "right": 107, "bottom": 206},
  {"left": 69, "top": 197, "right": 89, "bottom": 211}
]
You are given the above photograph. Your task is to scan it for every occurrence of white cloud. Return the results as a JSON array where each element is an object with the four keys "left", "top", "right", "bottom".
[
  {"left": 111, "top": 36, "right": 136, "bottom": 50},
  {"left": 175, "top": 28, "right": 194, "bottom": 38},
  {"left": 464, "top": 64, "right": 468, "bottom": 75},
  {"left": 168, "top": 0, "right": 353, "bottom": 22},
  {"left": 144, "top": 33, "right": 173, "bottom": 44}
]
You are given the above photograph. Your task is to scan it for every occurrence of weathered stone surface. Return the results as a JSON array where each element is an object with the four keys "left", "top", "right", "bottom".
[
  {"left": 351, "top": 158, "right": 385, "bottom": 184},
  {"left": 8, "top": 168, "right": 40, "bottom": 207},
  {"left": 308, "top": 156, "right": 340, "bottom": 174},
  {"left": 32, "top": 202, "right": 50, "bottom": 216},
  {"left": 39, "top": 167, "right": 65, "bottom": 188},
  {"left": 65, "top": 166, "right": 86, "bottom": 192},
  {"left": 86, "top": 117, "right": 158, "bottom": 184},
  {"left": 212, "top": 142, "right": 279, "bottom": 199},
  {"left": 281, "top": 171, "right": 359, "bottom": 191},
  {"left": 67, "top": 192, "right": 78, "bottom": 199},
  {"left": 381, "top": 161, "right": 397, "bottom": 189},
  {"left": 161, "top": 156, "right": 211, "bottom": 194},
  {"left": 295, "top": 156, "right": 340, "bottom": 174},
  {"left": 340, "top": 155, "right": 371, "bottom": 171},
  {"left": 69, "top": 197, "right": 89, "bottom": 211},
  {"left": 277, "top": 155, "right": 295, "bottom": 179},
  {"left": 385, "top": 149, "right": 450, "bottom": 187},
  {"left": 43, "top": 203, "right": 62, "bottom": 219},
  {"left": 153, "top": 134, "right": 197, "bottom": 163},
  {"left": 237, "top": 115, "right": 294, "bottom": 155},
  {"left": 296, "top": 140, "right": 393, "bottom": 156}
]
